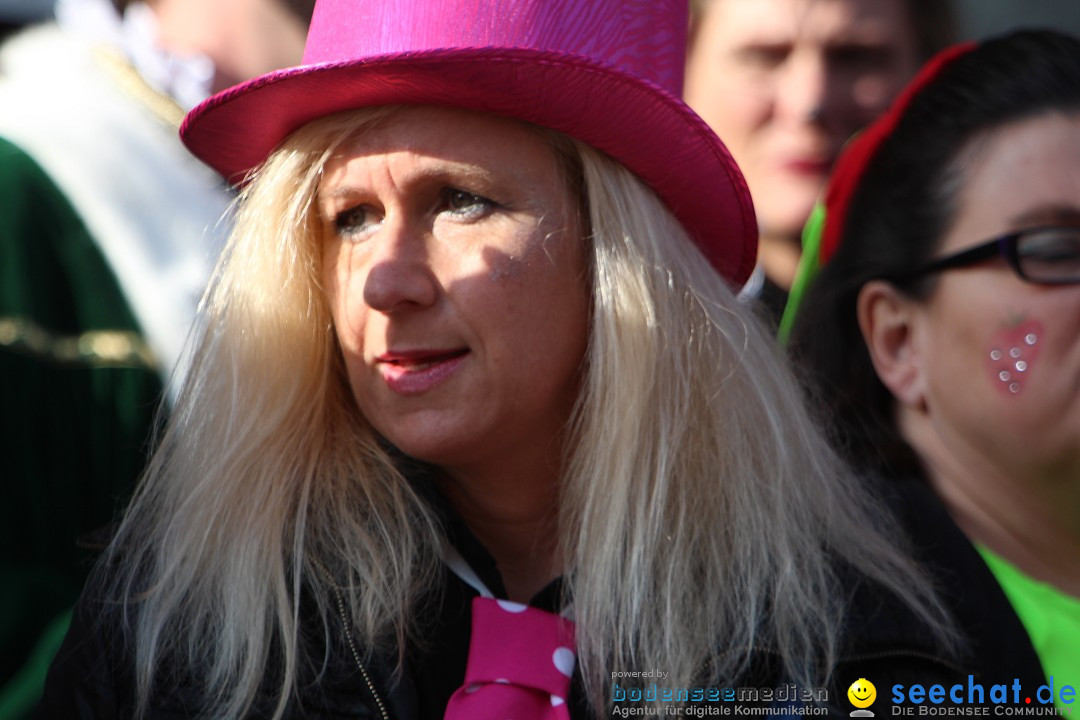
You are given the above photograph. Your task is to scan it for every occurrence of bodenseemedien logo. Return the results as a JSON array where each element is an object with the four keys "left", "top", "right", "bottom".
[{"left": 848, "top": 678, "right": 878, "bottom": 717}]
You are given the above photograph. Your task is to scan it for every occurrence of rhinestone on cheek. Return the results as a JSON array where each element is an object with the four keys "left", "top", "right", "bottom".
[
  {"left": 999, "top": 371, "right": 1011, "bottom": 382},
  {"left": 1009, "top": 382, "right": 1021, "bottom": 394},
  {"left": 1025, "top": 333, "right": 1038, "bottom": 345},
  {"left": 1009, "top": 347, "right": 1022, "bottom": 358},
  {"left": 1015, "top": 360, "right": 1028, "bottom": 372},
  {"left": 990, "top": 349, "right": 1003, "bottom": 361}
]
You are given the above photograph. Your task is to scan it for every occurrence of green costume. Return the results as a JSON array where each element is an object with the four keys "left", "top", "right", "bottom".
[
  {"left": 0, "top": 137, "right": 164, "bottom": 716},
  {"left": 0, "top": 13, "right": 229, "bottom": 715}
]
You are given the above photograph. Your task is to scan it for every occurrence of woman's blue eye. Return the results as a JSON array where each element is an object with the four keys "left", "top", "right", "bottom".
[
  {"left": 443, "top": 189, "right": 492, "bottom": 217},
  {"left": 334, "top": 206, "right": 369, "bottom": 236}
]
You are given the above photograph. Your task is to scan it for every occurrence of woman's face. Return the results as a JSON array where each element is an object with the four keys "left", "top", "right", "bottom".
[
  {"left": 684, "top": 0, "right": 919, "bottom": 241},
  {"left": 914, "top": 113, "right": 1080, "bottom": 477},
  {"left": 319, "top": 107, "right": 590, "bottom": 477}
]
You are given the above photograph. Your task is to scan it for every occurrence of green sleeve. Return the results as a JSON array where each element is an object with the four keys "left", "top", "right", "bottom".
[{"left": 0, "top": 136, "right": 165, "bottom": 712}]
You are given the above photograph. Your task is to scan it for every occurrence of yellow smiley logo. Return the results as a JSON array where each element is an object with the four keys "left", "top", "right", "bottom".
[{"left": 847, "top": 678, "right": 877, "bottom": 709}]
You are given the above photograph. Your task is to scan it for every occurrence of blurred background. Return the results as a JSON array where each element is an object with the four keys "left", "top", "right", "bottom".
[
  {"left": 0, "top": 0, "right": 51, "bottom": 38},
  {"left": 8, "top": 0, "right": 1080, "bottom": 44},
  {"left": 952, "top": 0, "right": 1080, "bottom": 39}
]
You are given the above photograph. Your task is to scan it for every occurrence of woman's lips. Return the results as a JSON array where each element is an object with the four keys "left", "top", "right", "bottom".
[
  {"left": 375, "top": 348, "right": 469, "bottom": 395},
  {"left": 782, "top": 157, "right": 832, "bottom": 176}
]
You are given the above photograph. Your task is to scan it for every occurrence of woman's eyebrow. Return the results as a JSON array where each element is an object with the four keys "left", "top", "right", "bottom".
[
  {"left": 316, "top": 186, "right": 366, "bottom": 222},
  {"left": 1010, "top": 204, "right": 1080, "bottom": 228},
  {"left": 318, "top": 161, "right": 496, "bottom": 198}
]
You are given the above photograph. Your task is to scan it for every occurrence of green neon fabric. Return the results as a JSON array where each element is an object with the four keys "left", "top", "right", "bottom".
[
  {"left": 777, "top": 201, "right": 826, "bottom": 345},
  {"left": 978, "top": 545, "right": 1080, "bottom": 710}
]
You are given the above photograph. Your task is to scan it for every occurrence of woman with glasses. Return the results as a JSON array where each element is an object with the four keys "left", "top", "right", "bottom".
[{"left": 789, "top": 30, "right": 1080, "bottom": 701}]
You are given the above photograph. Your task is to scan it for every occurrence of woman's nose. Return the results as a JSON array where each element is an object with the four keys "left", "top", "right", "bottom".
[
  {"left": 778, "top": 51, "right": 829, "bottom": 125},
  {"left": 361, "top": 218, "right": 439, "bottom": 313}
]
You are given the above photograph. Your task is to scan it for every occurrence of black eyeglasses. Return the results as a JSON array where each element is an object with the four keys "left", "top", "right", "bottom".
[{"left": 908, "top": 226, "right": 1080, "bottom": 285}]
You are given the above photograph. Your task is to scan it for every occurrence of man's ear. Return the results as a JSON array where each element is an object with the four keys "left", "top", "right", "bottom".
[{"left": 856, "top": 280, "right": 926, "bottom": 408}]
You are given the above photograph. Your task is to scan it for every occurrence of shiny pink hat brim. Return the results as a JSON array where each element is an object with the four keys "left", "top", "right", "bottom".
[{"left": 181, "top": 47, "right": 757, "bottom": 285}]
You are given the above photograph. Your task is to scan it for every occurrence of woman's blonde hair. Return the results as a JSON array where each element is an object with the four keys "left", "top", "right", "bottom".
[{"left": 104, "top": 107, "right": 948, "bottom": 718}]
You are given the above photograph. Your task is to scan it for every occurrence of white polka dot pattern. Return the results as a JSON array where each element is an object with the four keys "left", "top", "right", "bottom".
[
  {"left": 444, "top": 596, "right": 576, "bottom": 719},
  {"left": 552, "top": 647, "right": 575, "bottom": 677}
]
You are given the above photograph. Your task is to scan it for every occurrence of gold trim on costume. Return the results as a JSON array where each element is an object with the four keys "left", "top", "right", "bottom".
[
  {"left": 93, "top": 47, "right": 187, "bottom": 130},
  {"left": 0, "top": 316, "right": 158, "bottom": 369}
]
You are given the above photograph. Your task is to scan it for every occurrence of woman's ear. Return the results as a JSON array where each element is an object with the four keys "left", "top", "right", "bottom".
[{"left": 856, "top": 280, "right": 926, "bottom": 408}]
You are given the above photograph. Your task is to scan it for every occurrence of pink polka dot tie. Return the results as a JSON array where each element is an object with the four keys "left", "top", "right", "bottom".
[{"left": 443, "top": 596, "right": 577, "bottom": 719}]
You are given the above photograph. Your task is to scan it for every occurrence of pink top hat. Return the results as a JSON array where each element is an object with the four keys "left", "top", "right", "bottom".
[{"left": 180, "top": 0, "right": 757, "bottom": 285}]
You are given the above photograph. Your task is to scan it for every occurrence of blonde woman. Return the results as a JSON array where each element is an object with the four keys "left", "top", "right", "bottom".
[{"left": 36, "top": 0, "right": 957, "bottom": 718}]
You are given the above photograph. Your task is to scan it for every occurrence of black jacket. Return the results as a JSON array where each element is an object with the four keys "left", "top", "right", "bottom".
[
  {"left": 827, "top": 476, "right": 1047, "bottom": 712},
  {"left": 32, "top": 478, "right": 1045, "bottom": 719}
]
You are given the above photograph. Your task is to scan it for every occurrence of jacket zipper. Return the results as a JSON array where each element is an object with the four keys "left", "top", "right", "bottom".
[{"left": 330, "top": 583, "right": 392, "bottom": 720}]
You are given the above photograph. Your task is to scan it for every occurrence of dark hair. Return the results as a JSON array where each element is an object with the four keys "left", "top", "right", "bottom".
[{"left": 788, "top": 29, "right": 1080, "bottom": 479}]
